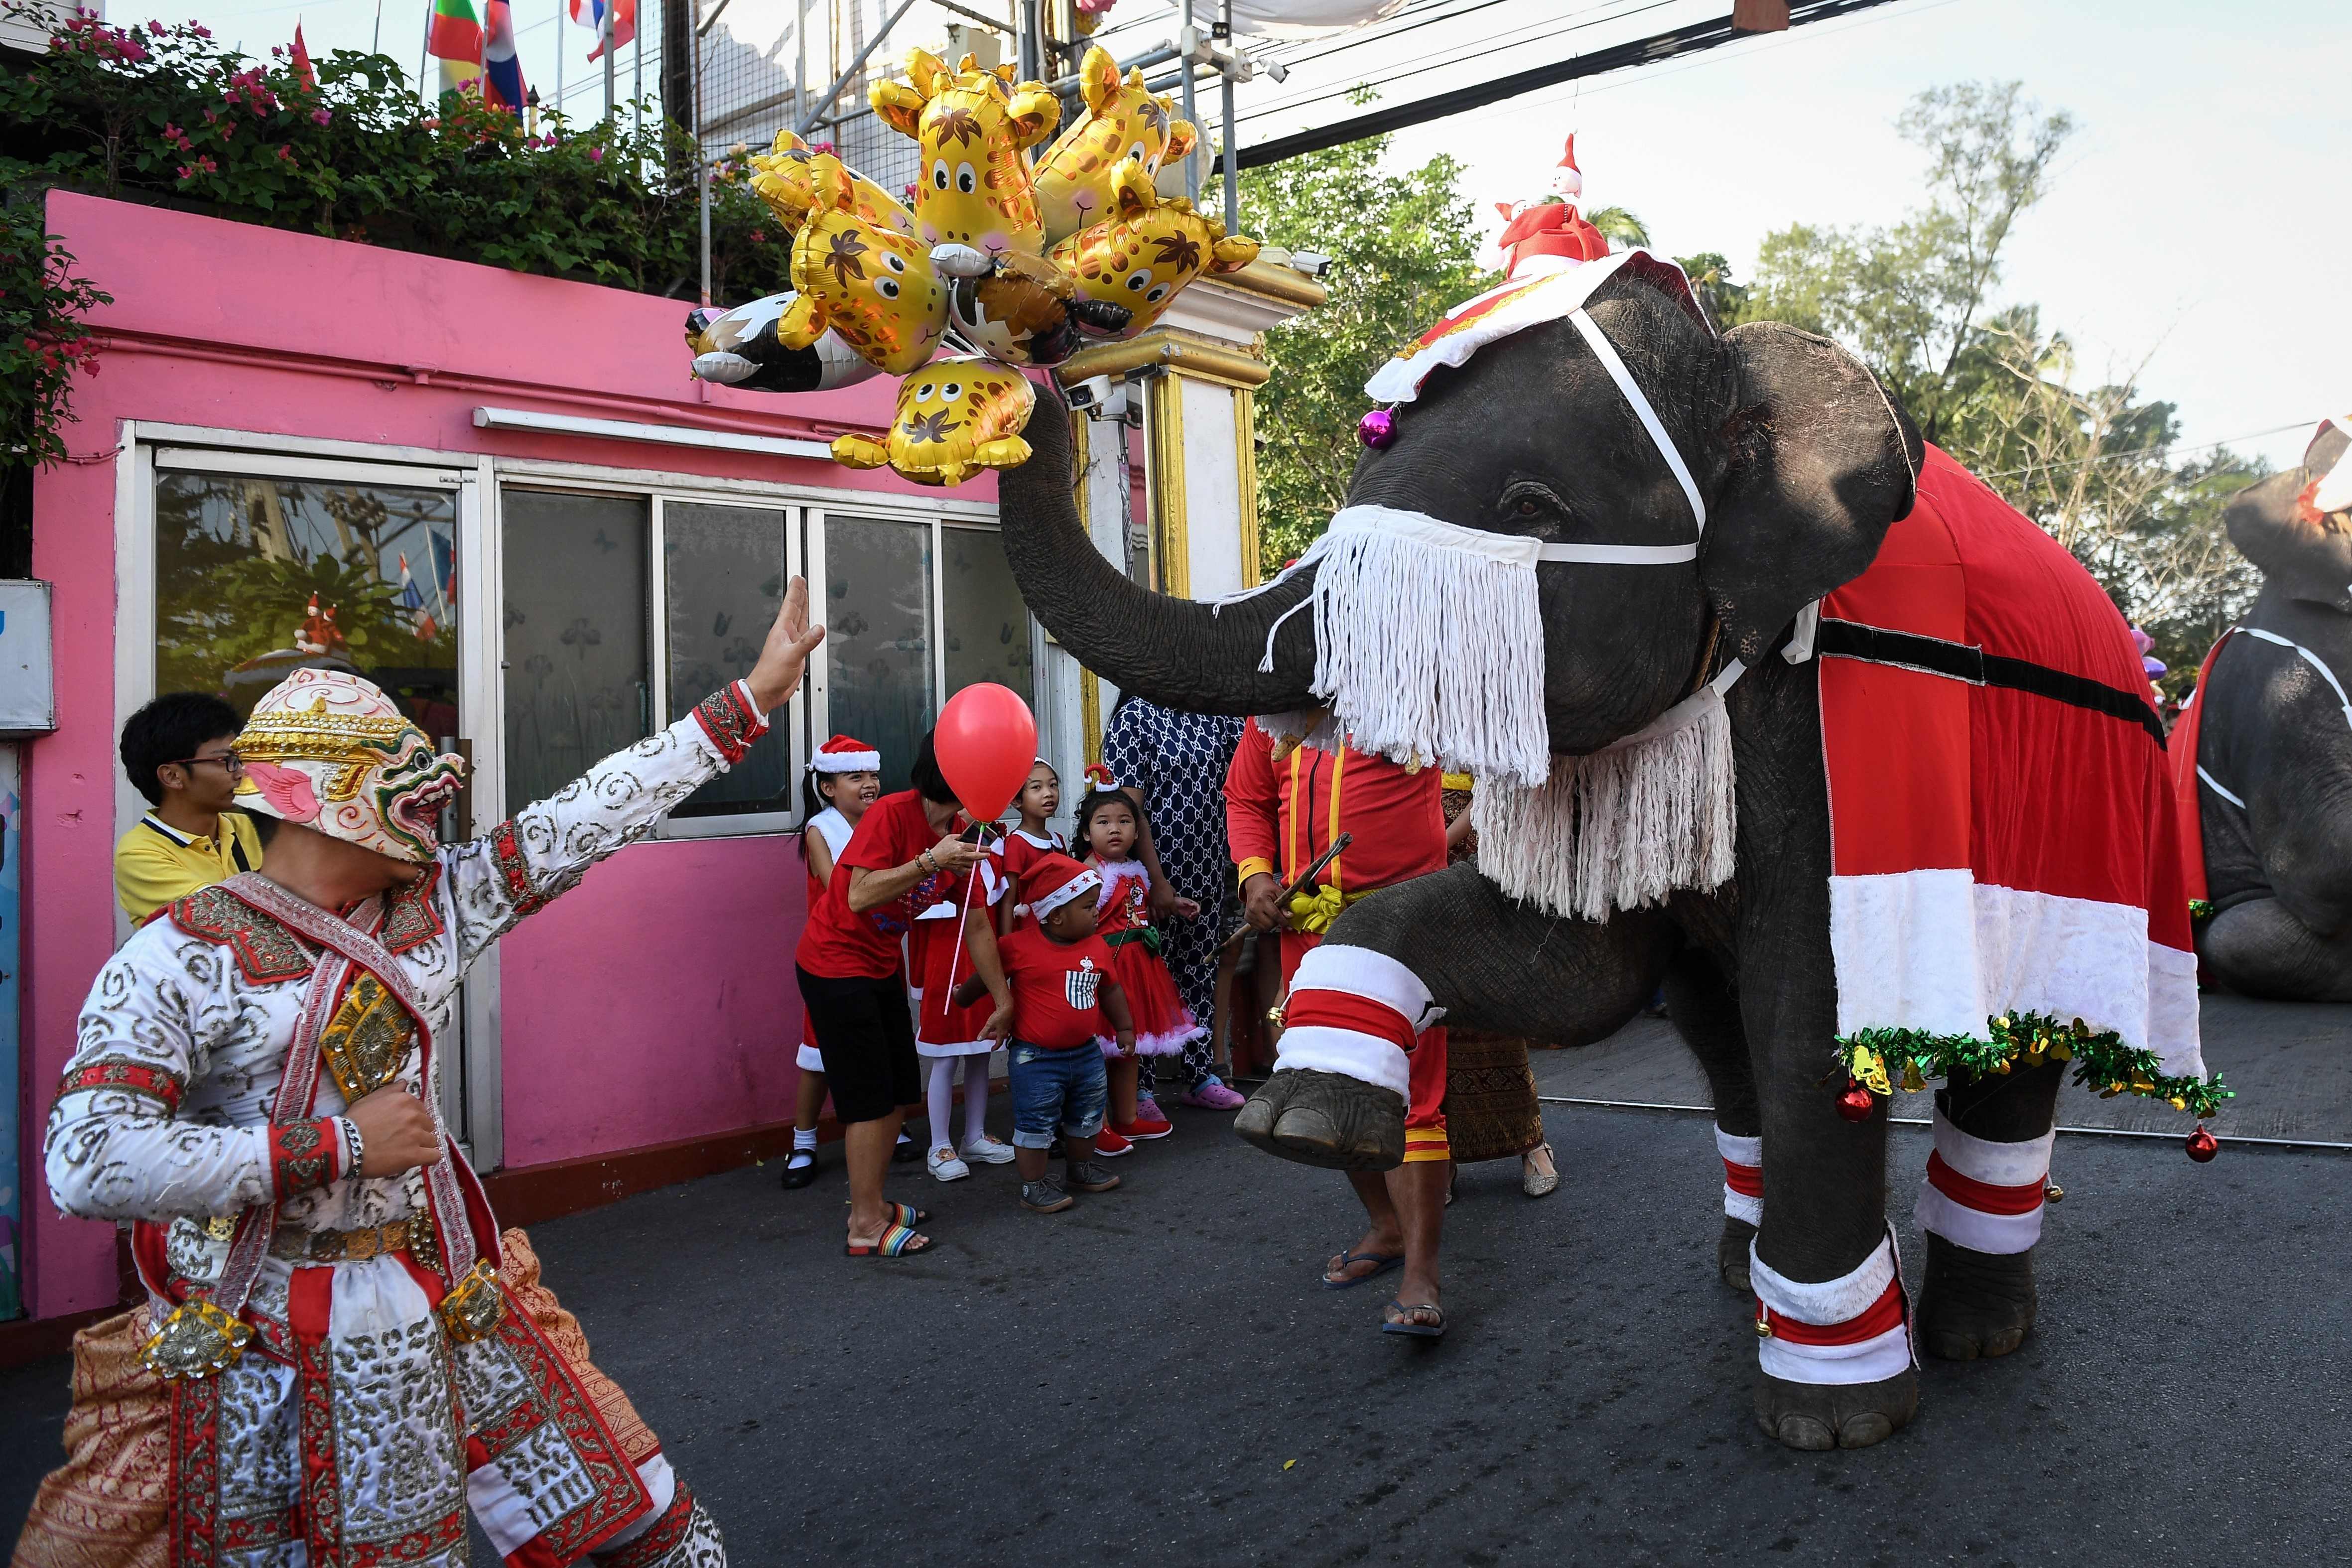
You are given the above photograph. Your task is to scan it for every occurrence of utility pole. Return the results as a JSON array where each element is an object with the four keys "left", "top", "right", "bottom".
[
  {"left": 696, "top": 0, "right": 711, "bottom": 304},
  {"left": 1218, "top": 0, "right": 1237, "bottom": 234},
  {"left": 1178, "top": 0, "right": 1198, "bottom": 203},
  {"left": 602, "top": 2, "right": 616, "bottom": 121}
]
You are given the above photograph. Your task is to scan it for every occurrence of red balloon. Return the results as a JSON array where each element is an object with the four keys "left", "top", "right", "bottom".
[{"left": 934, "top": 683, "right": 1038, "bottom": 824}]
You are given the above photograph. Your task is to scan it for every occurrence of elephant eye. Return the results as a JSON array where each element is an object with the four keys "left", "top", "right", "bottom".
[
  {"left": 956, "top": 162, "right": 978, "bottom": 194},
  {"left": 1500, "top": 482, "right": 1565, "bottom": 523}
]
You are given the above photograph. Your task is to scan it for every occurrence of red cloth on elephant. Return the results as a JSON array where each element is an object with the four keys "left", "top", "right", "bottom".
[
  {"left": 2167, "top": 634, "right": 2232, "bottom": 911},
  {"left": 1816, "top": 445, "right": 2202, "bottom": 1083}
]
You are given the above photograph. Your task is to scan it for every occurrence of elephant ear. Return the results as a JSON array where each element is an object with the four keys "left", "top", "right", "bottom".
[
  {"left": 1701, "top": 321, "right": 1924, "bottom": 663},
  {"left": 2222, "top": 423, "right": 2352, "bottom": 608}
]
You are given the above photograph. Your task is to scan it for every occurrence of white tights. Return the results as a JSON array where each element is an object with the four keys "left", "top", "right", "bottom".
[{"left": 926, "top": 1054, "right": 992, "bottom": 1152}]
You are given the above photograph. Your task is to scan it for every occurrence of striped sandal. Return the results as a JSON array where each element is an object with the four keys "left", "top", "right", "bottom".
[{"left": 845, "top": 1221, "right": 933, "bottom": 1258}]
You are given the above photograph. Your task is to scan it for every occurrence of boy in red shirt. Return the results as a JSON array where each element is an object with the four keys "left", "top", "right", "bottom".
[{"left": 957, "top": 854, "right": 1136, "bottom": 1213}]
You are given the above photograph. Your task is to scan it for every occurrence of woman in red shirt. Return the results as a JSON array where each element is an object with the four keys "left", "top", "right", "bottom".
[{"left": 797, "top": 732, "right": 1013, "bottom": 1257}]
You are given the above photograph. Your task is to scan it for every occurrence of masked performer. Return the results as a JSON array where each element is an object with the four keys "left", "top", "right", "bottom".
[
  {"left": 1225, "top": 721, "right": 1451, "bottom": 1333},
  {"left": 17, "top": 583, "right": 823, "bottom": 1568}
]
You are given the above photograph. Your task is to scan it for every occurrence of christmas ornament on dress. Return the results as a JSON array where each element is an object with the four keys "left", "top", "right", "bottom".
[
  {"left": 831, "top": 356, "right": 1035, "bottom": 487},
  {"left": 684, "top": 293, "right": 880, "bottom": 394},
  {"left": 780, "top": 154, "right": 949, "bottom": 376}
]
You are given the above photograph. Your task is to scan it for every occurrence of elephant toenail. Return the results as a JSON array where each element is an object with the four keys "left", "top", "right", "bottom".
[
  {"left": 1774, "top": 1414, "right": 1835, "bottom": 1451},
  {"left": 1836, "top": 1413, "right": 1893, "bottom": 1448}
]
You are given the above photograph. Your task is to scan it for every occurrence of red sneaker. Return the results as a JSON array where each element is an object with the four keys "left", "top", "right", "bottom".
[
  {"left": 1114, "top": 1110, "right": 1173, "bottom": 1141},
  {"left": 1092, "top": 1127, "right": 1134, "bottom": 1158}
]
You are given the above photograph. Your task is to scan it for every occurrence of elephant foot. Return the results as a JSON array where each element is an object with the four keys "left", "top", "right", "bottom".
[
  {"left": 1753, "top": 1369, "right": 1918, "bottom": 1450},
  {"left": 1233, "top": 1069, "right": 1404, "bottom": 1171},
  {"left": 1916, "top": 1232, "right": 2037, "bottom": 1361},
  {"left": 1718, "top": 1216, "right": 1757, "bottom": 1293}
]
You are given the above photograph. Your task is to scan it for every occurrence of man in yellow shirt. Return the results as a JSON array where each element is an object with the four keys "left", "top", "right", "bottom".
[{"left": 114, "top": 692, "right": 266, "bottom": 924}]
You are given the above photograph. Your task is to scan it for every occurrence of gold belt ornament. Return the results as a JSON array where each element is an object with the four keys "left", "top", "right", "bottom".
[
  {"left": 141, "top": 1298, "right": 254, "bottom": 1381},
  {"left": 317, "top": 971, "right": 418, "bottom": 1102},
  {"left": 270, "top": 1217, "right": 419, "bottom": 1264}
]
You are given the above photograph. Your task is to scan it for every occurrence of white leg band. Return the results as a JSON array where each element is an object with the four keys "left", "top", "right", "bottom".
[
  {"left": 1933, "top": 1112, "right": 2054, "bottom": 1185},
  {"left": 1916, "top": 1110, "right": 2050, "bottom": 1255},
  {"left": 1758, "top": 1324, "right": 1914, "bottom": 1386},
  {"left": 1724, "top": 1188, "right": 1765, "bottom": 1227},
  {"left": 1916, "top": 1184, "right": 2045, "bottom": 1254},
  {"left": 1715, "top": 1125, "right": 1763, "bottom": 1226},
  {"left": 1271, "top": 945, "right": 1441, "bottom": 1104},
  {"left": 1750, "top": 1234, "right": 1897, "bottom": 1325},
  {"left": 1750, "top": 1232, "right": 1911, "bottom": 1387}
]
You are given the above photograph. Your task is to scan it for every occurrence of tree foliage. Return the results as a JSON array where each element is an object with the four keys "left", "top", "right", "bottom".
[
  {"left": 1, "top": 8, "right": 790, "bottom": 469},
  {"left": 1239, "top": 131, "right": 1495, "bottom": 571}
]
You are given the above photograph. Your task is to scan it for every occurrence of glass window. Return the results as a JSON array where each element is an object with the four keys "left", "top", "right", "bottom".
[
  {"left": 664, "top": 503, "right": 793, "bottom": 816},
  {"left": 154, "top": 471, "right": 459, "bottom": 734},
  {"left": 501, "top": 490, "right": 650, "bottom": 809},
  {"left": 822, "top": 516, "right": 932, "bottom": 795},
  {"left": 941, "top": 523, "right": 1035, "bottom": 711}
]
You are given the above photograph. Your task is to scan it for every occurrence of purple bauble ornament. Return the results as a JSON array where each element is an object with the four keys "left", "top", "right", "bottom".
[{"left": 1357, "top": 407, "right": 1397, "bottom": 449}]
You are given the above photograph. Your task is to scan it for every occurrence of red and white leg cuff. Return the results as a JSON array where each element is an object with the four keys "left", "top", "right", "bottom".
[
  {"left": 1914, "top": 1112, "right": 2053, "bottom": 1255},
  {"left": 1272, "top": 944, "right": 1444, "bottom": 1105},
  {"left": 1751, "top": 1233, "right": 1912, "bottom": 1385},
  {"left": 1716, "top": 1125, "right": 1763, "bottom": 1226}
]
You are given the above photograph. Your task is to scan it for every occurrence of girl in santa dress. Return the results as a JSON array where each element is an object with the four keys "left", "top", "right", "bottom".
[
  {"left": 912, "top": 837, "right": 1018, "bottom": 1182},
  {"left": 1074, "top": 766, "right": 1204, "bottom": 1152},
  {"left": 784, "top": 734, "right": 884, "bottom": 1189},
  {"left": 993, "top": 759, "right": 1065, "bottom": 934}
]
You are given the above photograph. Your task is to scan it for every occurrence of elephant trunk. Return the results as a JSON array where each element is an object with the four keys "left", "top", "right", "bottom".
[{"left": 995, "top": 388, "right": 1321, "bottom": 715}]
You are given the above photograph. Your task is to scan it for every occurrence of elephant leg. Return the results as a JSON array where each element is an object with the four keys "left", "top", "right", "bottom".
[
  {"left": 1912, "top": 1060, "right": 2064, "bottom": 1361},
  {"left": 2200, "top": 896, "right": 2352, "bottom": 1002},
  {"left": 1662, "top": 947, "right": 1761, "bottom": 1291},
  {"left": 1235, "top": 863, "right": 1678, "bottom": 1172}
]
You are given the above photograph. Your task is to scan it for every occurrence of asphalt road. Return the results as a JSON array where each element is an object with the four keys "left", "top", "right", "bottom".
[{"left": 6, "top": 1092, "right": 2346, "bottom": 1566}]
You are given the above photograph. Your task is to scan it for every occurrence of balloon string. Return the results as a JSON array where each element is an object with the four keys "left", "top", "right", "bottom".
[{"left": 944, "top": 835, "right": 985, "bottom": 995}]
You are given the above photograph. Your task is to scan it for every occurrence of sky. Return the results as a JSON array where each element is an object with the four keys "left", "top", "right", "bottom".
[{"left": 132, "top": 0, "right": 2347, "bottom": 471}]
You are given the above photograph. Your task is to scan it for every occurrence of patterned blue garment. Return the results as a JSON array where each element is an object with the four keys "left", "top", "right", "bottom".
[{"left": 1100, "top": 696, "right": 1245, "bottom": 1090}]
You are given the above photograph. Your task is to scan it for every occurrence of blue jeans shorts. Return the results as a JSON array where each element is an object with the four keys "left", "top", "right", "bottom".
[{"left": 1008, "top": 1041, "right": 1109, "bottom": 1149}]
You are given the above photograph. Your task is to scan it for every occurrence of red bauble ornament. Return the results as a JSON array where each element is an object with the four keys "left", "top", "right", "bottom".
[
  {"left": 933, "top": 683, "right": 1038, "bottom": 824},
  {"left": 2185, "top": 1124, "right": 2219, "bottom": 1163},
  {"left": 1835, "top": 1083, "right": 1876, "bottom": 1123}
]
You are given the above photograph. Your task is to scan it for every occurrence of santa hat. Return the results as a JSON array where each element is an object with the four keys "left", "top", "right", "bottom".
[
  {"left": 1023, "top": 852, "right": 1102, "bottom": 918},
  {"left": 809, "top": 733, "right": 881, "bottom": 773},
  {"left": 1081, "top": 762, "right": 1121, "bottom": 795},
  {"left": 1552, "top": 134, "right": 1582, "bottom": 198}
]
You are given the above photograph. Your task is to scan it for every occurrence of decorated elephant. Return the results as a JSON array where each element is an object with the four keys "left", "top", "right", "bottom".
[
  {"left": 2173, "top": 416, "right": 2352, "bottom": 1000},
  {"left": 994, "top": 252, "right": 2219, "bottom": 1450}
]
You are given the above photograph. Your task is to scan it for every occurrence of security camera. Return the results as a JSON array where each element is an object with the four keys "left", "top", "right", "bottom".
[
  {"left": 1067, "top": 375, "right": 1129, "bottom": 419},
  {"left": 1291, "top": 250, "right": 1332, "bottom": 277},
  {"left": 1265, "top": 58, "right": 1289, "bottom": 84}
]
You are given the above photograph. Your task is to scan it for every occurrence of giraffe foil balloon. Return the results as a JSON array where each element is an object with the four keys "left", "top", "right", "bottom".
[
  {"left": 747, "top": 130, "right": 916, "bottom": 239},
  {"left": 942, "top": 250, "right": 1133, "bottom": 368},
  {"left": 872, "top": 49, "right": 1060, "bottom": 261},
  {"left": 832, "top": 356, "right": 1036, "bottom": 487},
  {"left": 1032, "top": 45, "right": 1199, "bottom": 244},
  {"left": 779, "top": 154, "right": 950, "bottom": 376},
  {"left": 1048, "top": 183, "right": 1261, "bottom": 338}
]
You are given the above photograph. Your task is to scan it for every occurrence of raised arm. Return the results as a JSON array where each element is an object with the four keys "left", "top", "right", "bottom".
[{"left": 447, "top": 578, "right": 825, "bottom": 963}]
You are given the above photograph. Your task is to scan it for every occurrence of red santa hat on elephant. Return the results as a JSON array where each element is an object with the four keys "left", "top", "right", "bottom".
[{"left": 1493, "top": 134, "right": 1610, "bottom": 280}]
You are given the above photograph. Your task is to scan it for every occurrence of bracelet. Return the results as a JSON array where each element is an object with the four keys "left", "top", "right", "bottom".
[
  {"left": 338, "top": 1116, "right": 366, "bottom": 1178},
  {"left": 919, "top": 849, "right": 937, "bottom": 874}
]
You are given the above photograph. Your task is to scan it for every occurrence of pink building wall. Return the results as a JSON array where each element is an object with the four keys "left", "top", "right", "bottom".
[{"left": 20, "top": 191, "right": 983, "bottom": 1321}]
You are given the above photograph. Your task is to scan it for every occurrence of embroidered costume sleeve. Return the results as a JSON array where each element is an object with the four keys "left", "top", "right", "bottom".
[
  {"left": 443, "top": 681, "right": 769, "bottom": 965},
  {"left": 44, "top": 919, "right": 276, "bottom": 1223}
]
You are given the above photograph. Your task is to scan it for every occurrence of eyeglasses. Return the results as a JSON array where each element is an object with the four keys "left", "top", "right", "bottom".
[{"left": 166, "top": 752, "right": 245, "bottom": 776}]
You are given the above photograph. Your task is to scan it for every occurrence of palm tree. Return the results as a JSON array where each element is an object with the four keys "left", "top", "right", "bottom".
[{"left": 1586, "top": 205, "right": 1650, "bottom": 252}]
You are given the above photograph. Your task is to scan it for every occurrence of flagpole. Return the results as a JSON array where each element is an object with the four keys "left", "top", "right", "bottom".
[
  {"left": 602, "top": 3, "right": 615, "bottom": 122},
  {"left": 555, "top": 0, "right": 563, "bottom": 116},
  {"left": 632, "top": 15, "right": 642, "bottom": 141},
  {"left": 373, "top": 1, "right": 383, "bottom": 54},
  {"left": 419, "top": 2, "right": 431, "bottom": 108},
  {"left": 694, "top": 0, "right": 710, "bottom": 305}
]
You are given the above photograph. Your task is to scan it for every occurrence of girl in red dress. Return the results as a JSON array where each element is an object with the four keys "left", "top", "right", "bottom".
[
  {"left": 1074, "top": 766, "right": 1204, "bottom": 1148},
  {"left": 912, "top": 835, "right": 1013, "bottom": 1182},
  {"left": 993, "top": 759, "right": 1065, "bottom": 934}
]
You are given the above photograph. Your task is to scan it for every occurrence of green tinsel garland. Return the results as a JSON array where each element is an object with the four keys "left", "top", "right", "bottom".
[
  {"left": 1835, "top": 1010, "right": 2231, "bottom": 1121},
  {"left": 2189, "top": 899, "right": 2216, "bottom": 924}
]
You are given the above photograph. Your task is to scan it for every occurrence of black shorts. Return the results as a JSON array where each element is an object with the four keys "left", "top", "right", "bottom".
[{"left": 797, "top": 966, "right": 920, "bottom": 1125}]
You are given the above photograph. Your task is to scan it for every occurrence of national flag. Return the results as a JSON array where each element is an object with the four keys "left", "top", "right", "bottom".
[
  {"left": 397, "top": 553, "right": 424, "bottom": 611},
  {"left": 427, "top": 0, "right": 483, "bottom": 65},
  {"left": 427, "top": 532, "right": 454, "bottom": 616},
  {"left": 290, "top": 21, "right": 316, "bottom": 91},
  {"left": 569, "top": 0, "right": 637, "bottom": 61},
  {"left": 481, "top": 0, "right": 526, "bottom": 113}
]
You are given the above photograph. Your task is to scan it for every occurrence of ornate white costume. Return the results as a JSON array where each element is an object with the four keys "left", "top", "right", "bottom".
[{"left": 21, "top": 674, "right": 771, "bottom": 1568}]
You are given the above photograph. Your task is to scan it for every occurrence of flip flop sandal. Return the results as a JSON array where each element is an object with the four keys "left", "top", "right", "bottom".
[
  {"left": 1321, "top": 1249, "right": 1405, "bottom": 1290},
  {"left": 844, "top": 1221, "right": 932, "bottom": 1258},
  {"left": 1381, "top": 1300, "right": 1446, "bottom": 1338},
  {"left": 890, "top": 1202, "right": 931, "bottom": 1227}
]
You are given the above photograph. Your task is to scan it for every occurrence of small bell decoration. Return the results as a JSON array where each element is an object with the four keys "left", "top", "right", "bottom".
[
  {"left": 2185, "top": 1124, "right": 2219, "bottom": 1163},
  {"left": 1834, "top": 1080, "right": 1876, "bottom": 1123},
  {"left": 1357, "top": 406, "right": 1398, "bottom": 449}
]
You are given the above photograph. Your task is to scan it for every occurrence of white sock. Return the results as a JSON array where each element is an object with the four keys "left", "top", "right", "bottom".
[
  {"left": 927, "top": 1057, "right": 958, "bottom": 1152},
  {"left": 788, "top": 1126, "right": 816, "bottom": 1166},
  {"left": 961, "top": 1056, "right": 991, "bottom": 1147}
]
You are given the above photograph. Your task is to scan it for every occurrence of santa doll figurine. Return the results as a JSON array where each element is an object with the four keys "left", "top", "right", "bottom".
[{"left": 1493, "top": 135, "right": 1612, "bottom": 280}]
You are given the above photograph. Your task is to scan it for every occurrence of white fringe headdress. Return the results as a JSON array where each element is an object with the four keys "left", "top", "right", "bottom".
[{"left": 1226, "top": 251, "right": 1743, "bottom": 921}]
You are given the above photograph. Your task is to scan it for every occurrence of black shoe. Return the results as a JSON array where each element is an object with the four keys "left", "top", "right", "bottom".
[
  {"left": 780, "top": 1150, "right": 819, "bottom": 1189},
  {"left": 891, "top": 1138, "right": 921, "bottom": 1165}
]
